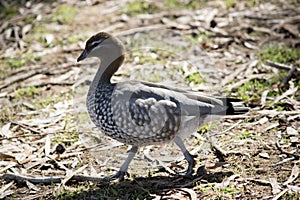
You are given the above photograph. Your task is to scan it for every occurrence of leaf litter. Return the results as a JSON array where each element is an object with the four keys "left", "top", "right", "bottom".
[{"left": 0, "top": 0, "right": 300, "bottom": 199}]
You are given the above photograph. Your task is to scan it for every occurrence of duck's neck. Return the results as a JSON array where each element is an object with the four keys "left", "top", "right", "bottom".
[{"left": 88, "top": 54, "right": 125, "bottom": 95}]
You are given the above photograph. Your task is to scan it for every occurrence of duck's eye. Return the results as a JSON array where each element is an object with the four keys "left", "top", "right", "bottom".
[{"left": 90, "top": 39, "right": 102, "bottom": 47}]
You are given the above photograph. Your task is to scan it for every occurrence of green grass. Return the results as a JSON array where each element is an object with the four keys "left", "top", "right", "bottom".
[
  {"left": 185, "top": 72, "right": 205, "bottom": 85},
  {"left": 51, "top": 5, "right": 77, "bottom": 24},
  {"left": 2, "top": 51, "right": 41, "bottom": 69},
  {"left": 1, "top": 5, "right": 18, "bottom": 18},
  {"left": 234, "top": 79, "right": 270, "bottom": 101},
  {"left": 224, "top": 0, "right": 236, "bottom": 8},
  {"left": 124, "top": 0, "right": 204, "bottom": 15},
  {"left": 231, "top": 44, "right": 300, "bottom": 106},
  {"left": 14, "top": 86, "right": 39, "bottom": 99},
  {"left": 187, "top": 33, "right": 209, "bottom": 45},
  {"left": 259, "top": 45, "right": 300, "bottom": 64},
  {"left": 56, "top": 182, "right": 150, "bottom": 200},
  {"left": 236, "top": 131, "right": 252, "bottom": 140},
  {"left": 124, "top": 1, "right": 158, "bottom": 14},
  {"left": 53, "top": 130, "right": 79, "bottom": 147}
]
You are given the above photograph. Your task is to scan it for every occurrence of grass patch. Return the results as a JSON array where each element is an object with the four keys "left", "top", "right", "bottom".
[
  {"left": 234, "top": 78, "right": 270, "bottom": 101},
  {"left": 187, "top": 33, "right": 209, "bottom": 45},
  {"left": 224, "top": 0, "right": 236, "bottom": 8},
  {"left": 124, "top": 0, "right": 204, "bottom": 15},
  {"left": 165, "top": 0, "right": 204, "bottom": 10},
  {"left": 1, "top": 5, "right": 18, "bottom": 18},
  {"left": 231, "top": 73, "right": 297, "bottom": 110},
  {"left": 57, "top": 182, "right": 150, "bottom": 200},
  {"left": 14, "top": 86, "right": 39, "bottom": 99},
  {"left": 124, "top": 1, "right": 158, "bottom": 15},
  {"left": 232, "top": 74, "right": 288, "bottom": 101},
  {"left": 53, "top": 130, "right": 79, "bottom": 147},
  {"left": 51, "top": 5, "right": 77, "bottom": 24},
  {"left": 2, "top": 51, "right": 41, "bottom": 69},
  {"left": 185, "top": 72, "right": 205, "bottom": 85},
  {"left": 236, "top": 130, "right": 252, "bottom": 139},
  {"left": 258, "top": 45, "right": 300, "bottom": 64}
]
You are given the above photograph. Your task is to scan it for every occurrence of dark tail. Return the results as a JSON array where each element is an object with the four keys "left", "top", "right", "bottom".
[{"left": 217, "top": 97, "right": 249, "bottom": 115}]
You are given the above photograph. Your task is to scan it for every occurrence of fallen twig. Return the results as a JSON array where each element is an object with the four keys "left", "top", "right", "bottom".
[
  {"left": 280, "top": 66, "right": 297, "bottom": 88},
  {"left": 266, "top": 60, "right": 294, "bottom": 71},
  {"left": 246, "top": 178, "right": 271, "bottom": 186},
  {"left": 276, "top": 141, "right": 299, "bottom": 159},
  {"left": 272, "top": 188, "right": 288, "bottom": 200},
  {"left": 116, "top": 24, "right": 168, "bottom": 37},
  {"left": 1, "top": 173, "right": 109, "bottom": 184}
]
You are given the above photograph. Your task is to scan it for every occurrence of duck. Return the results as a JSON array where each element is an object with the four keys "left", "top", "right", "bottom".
[{"left": 77, "top": 32, "right": 248, "bottom": 180}]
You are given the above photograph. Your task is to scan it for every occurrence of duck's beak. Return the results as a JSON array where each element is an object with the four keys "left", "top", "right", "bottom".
[{"left": 77, "top": 49, "right": 88, "bottom": 62}]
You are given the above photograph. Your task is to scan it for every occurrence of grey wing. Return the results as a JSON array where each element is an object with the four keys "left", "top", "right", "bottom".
[{"left": 110, "top": 85, "right": 181, "bottom": 141}]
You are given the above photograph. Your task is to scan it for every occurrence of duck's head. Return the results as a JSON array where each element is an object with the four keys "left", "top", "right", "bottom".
[{"left": 77, "top": 32, "right": 125, "bottom": 62}]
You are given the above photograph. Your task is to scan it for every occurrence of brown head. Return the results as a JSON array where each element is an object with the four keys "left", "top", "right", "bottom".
[
  {"left": 77, "top": 32, "right": 125, "bottom": 82},
  {"left": 77, "top": 32, "right": 125, "bottom": 62}
]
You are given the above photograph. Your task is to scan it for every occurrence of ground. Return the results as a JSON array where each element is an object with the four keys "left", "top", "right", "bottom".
[{"left": 0, "top": 0, "right": 300, "bottom": 199}]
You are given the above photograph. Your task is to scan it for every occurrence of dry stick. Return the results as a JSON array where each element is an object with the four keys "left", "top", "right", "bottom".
[
  {"left": 116, "top": 24, "right": 168, "bottom": 37},
  {"left": 0, "top": 70, "right": 40, "bottom": 90},
  {"left": 10, "top": 120, "right": 44, "bottom": 135},
  {"left": 266, "top": 60, "right": 299, "bottom": 88},
  {"left": 276, "top": 141, "right": 299, "bottom": 159},
  {"left": 280, "top": 66, "right": 297, "bottom": 88},
  {"left": 1, "top": 173, "right": 108, "bottom": 184},
  {"left": 0, "top": 62, "right": 78, "bottom": 91},
  {"left": 266, "top": 60, "right": 300, "bottom": 76}
]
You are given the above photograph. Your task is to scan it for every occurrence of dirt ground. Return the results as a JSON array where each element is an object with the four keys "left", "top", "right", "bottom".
[{"left": 0, "top": 0, "right": 300, "bottom": 199}]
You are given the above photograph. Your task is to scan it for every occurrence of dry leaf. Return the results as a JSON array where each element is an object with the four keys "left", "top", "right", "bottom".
[
  {"left": 283, "top": 164, "right": 299, "bottom": 185},
  {"left": 259, "top": 152, "right": 270, "bottom": 159},
  {"left": 265, "top": 122, "right": 280, "bottom": 131},
  {"left": 180, "top": 188, "right": 197, "bottom": 200},
  {"left": 272, "top": 188, "right": 288, "bottom": 200},
  {"left": 0, "top": 181, "right": 14, "bottom": 199},
  {"left": 258, "top": 117, "right": 269, "bottom": 125},
  {"left": 269, "top": 178, "right": 281, "bottom": 195},
  {"left": 287, "top": 185, "right": 300, "bottom": 192},
  {"left": 26, "top": 180, "right": 40, "bottom": 191},
  {"left": 0, "top": 123, "right": 13, "bottom": 138},
  {"left": 45, "top": 135, "right": 51, "bottom": 156},
  {"left": 286, "top": 127, "right": 298, "bottom": 136},
  {"left": 290, "top": 136, "right": 298, "bottom": 143},
  {"left": 61, "top": 164, "right": 88, "bottom": 185}
]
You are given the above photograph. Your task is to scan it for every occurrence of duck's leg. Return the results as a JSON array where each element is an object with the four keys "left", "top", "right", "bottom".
[
  {"left": 106, "top": 145, "right": 138, "bottom": 181},
  {"left": 173, "top": 136, "right": 195, "bottom": 177}
]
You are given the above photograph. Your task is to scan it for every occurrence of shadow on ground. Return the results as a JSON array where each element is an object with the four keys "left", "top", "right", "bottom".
[{"left": 60, "top": 166, "right": 233, "bottom": 199}]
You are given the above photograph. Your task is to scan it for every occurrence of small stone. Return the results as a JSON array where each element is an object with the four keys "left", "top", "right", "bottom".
[
  {"left": 258, "top": 117, "right": 268, "bottom": 125},
  {"left": 259, "top": 152, "right": 270, "bottom": 159},
  {"left": 287, "top": 127, "right": 298, "bottom": 136},
  {"left": 55, "top": 143, "right": 66, "bottom": 154},
  {"left": 290, "top": 136, "right": 298, "bottom": 143}
]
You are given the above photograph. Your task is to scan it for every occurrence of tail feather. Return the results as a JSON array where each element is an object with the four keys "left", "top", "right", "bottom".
[{"left": 217, "top": 97, "right": 249, "bottom": 115}]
